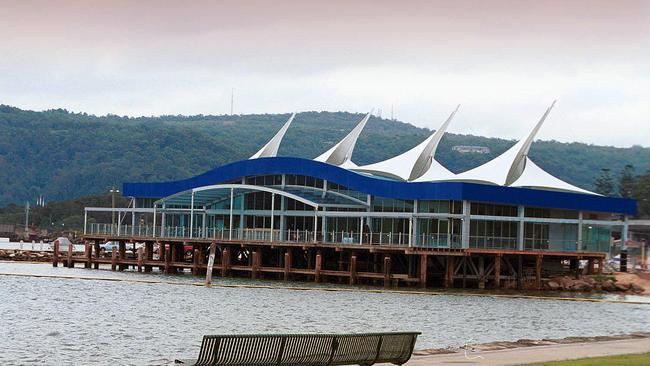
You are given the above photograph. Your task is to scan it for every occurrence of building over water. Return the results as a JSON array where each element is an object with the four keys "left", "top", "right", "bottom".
[{"left": 83, "top": 104, "right": 636, "bottom": 288}]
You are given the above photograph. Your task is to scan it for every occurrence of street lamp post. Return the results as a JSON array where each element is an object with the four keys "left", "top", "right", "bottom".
[{"left": 110, "top": 187, "right": 120, "bottom": 233}]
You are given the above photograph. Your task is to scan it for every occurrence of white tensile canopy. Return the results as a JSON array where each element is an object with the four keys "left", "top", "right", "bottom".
[
  {"left": 509, "top": 157, "right": 595, "bottom": 194},
  {"left": 246, "top": 104, "right": 594, "bottom": 195},
  {"left": 250, "top": 113, "right": 296, "bottom": 159},
  {"left": 355, "top": 106, "right": 459, "bottom": 181},
  {"left": 314, "top": 112, "right": 370, "bottom": 167},
  {"left": 450, "top": 101, "right": 596, "bottom": 194}
]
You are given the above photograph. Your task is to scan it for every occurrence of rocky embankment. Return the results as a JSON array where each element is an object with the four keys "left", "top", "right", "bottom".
[
  {"left": 545, "top": 274, "right": 646, "bottom": 294},
  {"left": 0, "top": 249, "right": 54, "bottom": 262}
]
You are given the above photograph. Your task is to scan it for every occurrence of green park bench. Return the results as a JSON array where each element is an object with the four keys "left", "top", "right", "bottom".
[{"left": 175, "top": 332, "right": 420, "bottom": 366}]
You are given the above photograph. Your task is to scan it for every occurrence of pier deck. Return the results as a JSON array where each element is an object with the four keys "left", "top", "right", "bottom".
[{"left": 68, "top": 234, "right": 605, "bottom": 289}]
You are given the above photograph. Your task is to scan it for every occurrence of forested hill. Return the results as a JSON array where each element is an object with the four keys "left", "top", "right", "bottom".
[{"left": 1, "top": 105, "right": 649, "bottom": 207}]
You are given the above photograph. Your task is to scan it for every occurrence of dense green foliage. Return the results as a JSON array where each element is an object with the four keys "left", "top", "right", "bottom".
[
  {"left": 0, "top": 193, "right": 129, "bottom": 232},
  {"left": 594, "top": 169, "right": 615, "bottom": 196},
  {"left": 2, "top": 104, "right": 650, "bottom": 210}
]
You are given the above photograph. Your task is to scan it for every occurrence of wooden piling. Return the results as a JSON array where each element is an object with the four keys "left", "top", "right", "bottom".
[
  {"left": 52, "top": 240, "right": 59, "bottom": 267},
  {"left": 419, "top": 254, "right": 427, "bottom": 288},
  {"left": 205, "top": 243, "right": 217, "bottom": 285},
  {"left": 85, "top": 242, "right": 92, "bottom": 268},
  {"left": 164, "top": 246, "right": 171, "bottom": 274},
  {"left": 517, "top": 255, "right": 524, "bottom": 290},
  {"left": 251, "top": 250, "right": 260, "bottom": 279},
  {"left": 67, "top": 241, "right": 74, "bottom": 268},
  {"left": 478, "top": 256, "right": 485, "bottom": 289},
  {"left": 535, "top": 255, "right": 543, "bottom": 290},
  {"left": 587, "top": 258, "right": 595, "bottom": 275},
  {"left": 283, "top": 249, "right": 292, "bottom": 281},
  {"left": 111, "top": 247, "right": 117, "bottom": 271},
  {"left": 192, "top": 249, "right": 200, "bottom": 275},
  {"left": 93, "top": 241, "right": 100, "bottom": 269},
  {"left": 349, "top": 254, "right": 357, "bottom": 285},
  {"left": 137, "top": 247, "right": 144, "bottom": 272},
  {"left": 170, "top": 244, "right": 178, "bottom": 272},
  {"left": 144, "top": 242, "right": 153, "bottom": 273},
  {"left": 494, "top": 255, "right": 501, "bottom": 289},
  {"left": 445, "top": 256, "right": 454, "bottom": 288},
  {"left": 314, "top": 251, "right": 322, "bottom": 283},
  {"left": 221, "top": 248, "right": 230, "bottom": 277},
  {"left": 118, "top": 241, "right": 126, "bottom": 271},
  {"left": 383, "top": 256, "right": 391, "bottom": 288}
]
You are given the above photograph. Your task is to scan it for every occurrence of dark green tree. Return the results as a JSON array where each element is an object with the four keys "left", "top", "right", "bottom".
[
  {"left": 618, "top": 164, "right": 636, "bottom": 198},
  {"left": 632, "top": 172, "right": 650, "bottom": 217},
  {"left": 594, "top": 168, "right": 614, "bottom": 196}
]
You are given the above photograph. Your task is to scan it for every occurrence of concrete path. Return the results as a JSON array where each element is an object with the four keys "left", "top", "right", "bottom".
[{"left": 404, "top": 338, "right": 650, "bottom": 365}]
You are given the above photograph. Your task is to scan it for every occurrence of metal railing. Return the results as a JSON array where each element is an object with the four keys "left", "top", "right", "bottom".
[
  {"left": 469, "top": 236, "right": 519, "bottom": 250},
  {"left": 85, "top": 223, "right": 610, "bottom": 253}
]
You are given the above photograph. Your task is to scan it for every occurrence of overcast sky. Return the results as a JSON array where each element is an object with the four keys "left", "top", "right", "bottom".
[{"left": 1, "top": 0, "right": 648, "bottom": 146}]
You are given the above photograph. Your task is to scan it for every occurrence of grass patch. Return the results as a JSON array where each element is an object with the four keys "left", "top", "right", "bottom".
[{"left": 522, "top": 352, "right": 650, "bottom": 365}]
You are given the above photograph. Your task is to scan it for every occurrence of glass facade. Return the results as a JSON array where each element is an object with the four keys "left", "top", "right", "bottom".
[{"left": 109, "top": 174, "right": 618, "bottom": 253}]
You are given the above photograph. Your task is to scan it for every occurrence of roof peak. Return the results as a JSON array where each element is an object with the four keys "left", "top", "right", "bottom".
[
  {"left": 314, "top": 112, "right": 371, "bottom": 166},
  {"left": 250, "top": 112, "right": 296, "bottom": 159}
]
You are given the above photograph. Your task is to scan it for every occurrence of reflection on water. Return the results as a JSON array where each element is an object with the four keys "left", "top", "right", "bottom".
[{"left": 1, "top": 262, "right": 649, "bottom": 366}]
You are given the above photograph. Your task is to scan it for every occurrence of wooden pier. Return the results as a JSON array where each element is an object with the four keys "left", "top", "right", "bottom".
[{"left": 59, "top": 234, "right": 606, "bottom": 290}]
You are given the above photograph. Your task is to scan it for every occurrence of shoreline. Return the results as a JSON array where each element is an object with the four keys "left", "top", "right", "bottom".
[
  {"left": 408, "top": 334, "right": 650, "bottom": 365},
  {"left": 413, "top": 331, "right": 650, "bottom": 355}
]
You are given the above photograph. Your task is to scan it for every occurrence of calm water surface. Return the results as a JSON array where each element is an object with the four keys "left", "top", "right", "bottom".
[{"left": 1, "top": 261, "right": 649, "bottom": 365}]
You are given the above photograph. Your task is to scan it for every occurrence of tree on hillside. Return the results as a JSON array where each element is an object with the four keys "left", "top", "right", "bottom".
[
  {"left": 618, "top": 164, "right": 636, "bottom": 198},
  {"left": 594, "top": 168, "right": 615, "bottom": 196},
  {"left": 632, "top": 172, "right": 650, "bottom": 217}
]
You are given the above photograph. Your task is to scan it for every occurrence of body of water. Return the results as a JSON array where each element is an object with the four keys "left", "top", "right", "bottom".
[{"left": 1, "top": 261, "right": 649, "bottom": 365}]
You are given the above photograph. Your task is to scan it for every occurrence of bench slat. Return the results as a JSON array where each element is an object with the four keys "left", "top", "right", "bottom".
[{"left": 179, "top": 332, "right": 419, "bottom": 366}]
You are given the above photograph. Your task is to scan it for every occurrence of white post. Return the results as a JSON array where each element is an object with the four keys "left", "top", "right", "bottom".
[
  {"left": 517, "top": 205, "right": 525, "bottom": 251},
  {"left": 117, "top": 212, "right": 121, "bottom": 236},
  {"left": 229, "top": 188, "right": 234, "bottom": 240},
  {"left": 412, "top": 200, "right": 418, "bottom": 247},
  {"left": 83, "top": 209, "right": 88, "bottom": 235},
  {"left": 408, "top": 217, "right": 413, "bottom": 247},
  {"left": 131, "top": 208, "right": 135, "bottom": 236},
  {"left": 270, "top": 193, "right": 275, "bottom": 242},
  {"left": 622, "top": 215, "right": 629, "bottom": 250},
  {"left": 577, "top": 211, "right": 583, "bottom": 251},
  {"left": 359, "top": 216, "right": 364, "bottom": 244},
  {"left": 152, "top": 205, "right": 157, "bottom": 238},
  {"left": 202, "top": 210, "right": 207, "bottom": 238},
  {"left": 461, "top": 200, "right": 470, "bottom": 249},
  {"left": 313, "top": 208, "right": 318, "bottom": 243},
  {"left": 189, "top": 191, "right": 195, "bottom": 239},
  {"left": 161, "top": 203, "right": 166, "bottom": 237}
]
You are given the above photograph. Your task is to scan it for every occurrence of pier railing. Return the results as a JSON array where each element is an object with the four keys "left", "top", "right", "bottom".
[
  {"left": 85, "top": 223, "right": 416, "bottom": 247},
  {"left": 85, "top": 223, "right": 607, "bottom": 252}
]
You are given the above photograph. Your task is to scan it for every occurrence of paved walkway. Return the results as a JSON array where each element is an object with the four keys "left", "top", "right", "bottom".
[{"left": 405, "top": 338, "right": 650, "bottom": 365}]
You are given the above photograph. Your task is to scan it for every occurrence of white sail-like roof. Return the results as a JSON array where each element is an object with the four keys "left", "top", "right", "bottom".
[
  {"left": 250, "top": 113, "right": 295, "bottom": 159},
  {"left": 314, "top": 112, "right": 370, "bottom": 166},
  {"left": 354, "top": 106, "right": 459, "bottom": 181},
  {"left": 509, "top": 157, "right": 595, "bottom": 194},
  {"left": 450, "top": 101, "right": 595, "bottom": 194},
  {"left": 451, "top": 102, "right": 555, "bottom": 185}
]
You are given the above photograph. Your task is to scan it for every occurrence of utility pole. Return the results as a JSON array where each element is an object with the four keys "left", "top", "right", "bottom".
[{"left": 230, "top": 88, "right": 234, "bottom": 116}]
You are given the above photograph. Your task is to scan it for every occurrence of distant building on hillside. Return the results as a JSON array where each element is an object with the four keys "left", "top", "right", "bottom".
[{"left": 452, "top": 145, "right": 491, "bottom": 154}]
